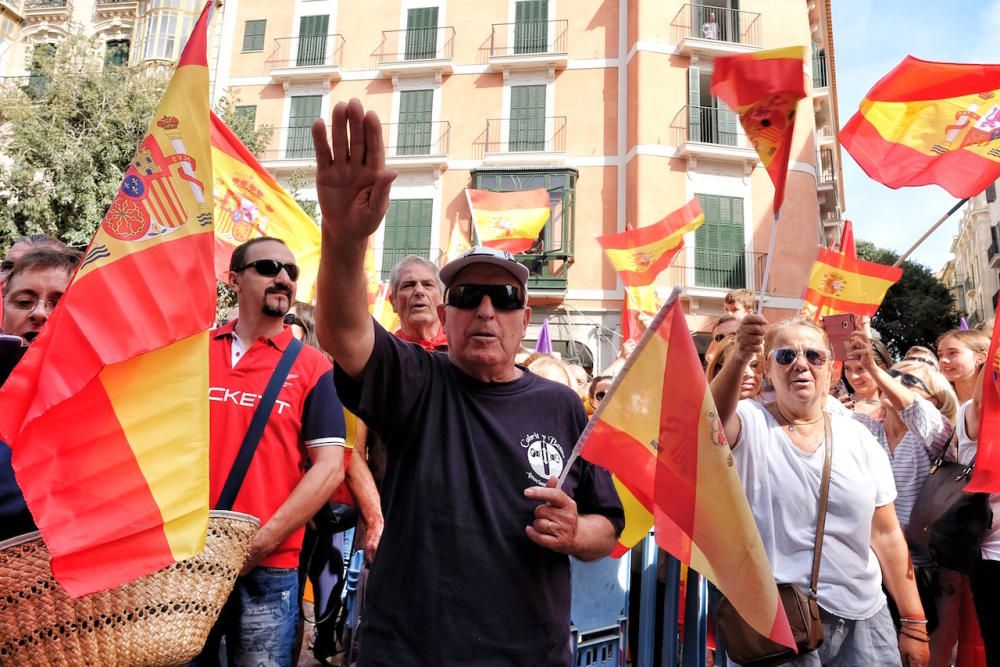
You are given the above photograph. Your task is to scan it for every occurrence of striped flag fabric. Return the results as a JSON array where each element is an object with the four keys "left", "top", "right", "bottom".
[
  {"left": 597, "top": 199, "right": 704, "bottom": 286},
  {"left": 466, "top": 188, "right": 550, "bottom": 253},
  {"left": 211, "top": 112, "right": 321, "bottom": 301},
  {"left": 969, "top": 313, "right": 1000, "bottom": 492},
  {"left": 579, "top": 290, "right": 793, "bottom": 648},
  {"left": 444, "top": 214, "right": 472, "bottom": 263},
  {"left": 0, "top": 2, "right": 216, "bottom": 597},
  {"left": 800, "top": 247, "right": 902, "bottom": 321},
  {"left": 840, "top": 57, "right": 1000, "bottom": 198},
  {"left": 711, "top": 46, "right": 806, "bottom": 213}
]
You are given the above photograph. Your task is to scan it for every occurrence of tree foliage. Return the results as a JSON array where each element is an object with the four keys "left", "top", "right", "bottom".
[{"left": 857, "top": 240, "right": 959, "bottom": 357}]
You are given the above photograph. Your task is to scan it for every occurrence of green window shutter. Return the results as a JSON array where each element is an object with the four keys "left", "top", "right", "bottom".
[
  {"left": 405, "top": 7, "right": 438, "bottom": 60},
  {"left": 288, "top": 95, "right": 322, "bottom": 159},
  {"left": 235, "top": 105, "right": 257, "bottom": 125},
  {"left": 242, "top": 19, "right": 266, "bottom": 51},
  {"left": 688, "top": 66, "right": 701, "bottom": 142},
  {"left": 104, "top": 39, "right": 129, "bottom": 67},
  {"left": 297, "top": 15, "right": 329, "bottom": 66},
  {"left": 398, "top": 89, "right": 433, "bottom": 155},
  {"left": 695, "top": 194, "right": 746, "bottom": 288},
  {"left": 514, "top": 0, "right": 548, "bottom": 54},
  {"left": 382, "top": 199, "right": 433, "bottom": 277},
  {"left": 716, "top": 98, "right": 737, "bottom": 146},
  {"left": 510, "top": 84, "right": 546, "bottom": 151}
]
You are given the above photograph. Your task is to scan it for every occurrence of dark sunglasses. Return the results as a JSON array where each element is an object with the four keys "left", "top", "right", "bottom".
[
  {"left": 0, "top": 260, "right": 14, "bottom": 273},
  {"left": 594, "top": 391, "right": 607, "bottom": 401},
  {"left": 713, "top": 332, "right": 732, "bottom": 343},
  {"left": 887, "top": 369, "right": 931, "bottom": 394},
  {"left": 771, "top": 348, "right": 829, "bottom": 367},
  {"left": 445, "top": 284, "right": 525, "bottom": 311},
  {"left": 237, "top": 259, "right": 300, "bottom": 282}
]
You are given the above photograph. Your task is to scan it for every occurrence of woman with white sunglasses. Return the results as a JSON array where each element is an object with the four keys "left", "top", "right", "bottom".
[{"left": 710, "top": 316, "right": 928, "bottom": 667}]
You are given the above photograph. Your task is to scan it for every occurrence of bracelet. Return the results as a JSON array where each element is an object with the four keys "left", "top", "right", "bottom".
[{"left": 900, "top": 618, "right": 928, "bottom": 626}]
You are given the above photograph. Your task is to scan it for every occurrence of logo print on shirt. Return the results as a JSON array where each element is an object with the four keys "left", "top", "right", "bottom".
[{"left": 521, "top": 433, "right": 565, "bottom": 485}]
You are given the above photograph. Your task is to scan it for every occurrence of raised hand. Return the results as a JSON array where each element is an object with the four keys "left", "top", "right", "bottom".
[
  {"left": 312, "top": 98, "right": 398, "bottom": 242},
  {"left": 735, "top": 314, "right": 768, "bottom": 363}
]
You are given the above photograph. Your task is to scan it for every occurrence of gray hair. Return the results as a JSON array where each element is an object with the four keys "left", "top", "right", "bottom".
[{"left": 388, "top": 255, "right": 444, "bottom": 297}]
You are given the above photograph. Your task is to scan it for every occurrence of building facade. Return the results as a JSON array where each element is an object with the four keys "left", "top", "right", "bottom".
[
  {"left": 1, "top": 0, "right": 845, "bottom": 372},
  {"left": 944, "top": 184, "right": 1000, "bottom": 327}
]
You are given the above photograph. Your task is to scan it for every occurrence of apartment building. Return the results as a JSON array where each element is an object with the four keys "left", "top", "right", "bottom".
[
  {"left": 944, "top": 185, "right": 1000, "bottom": 327},
  {"left": 2, "top": 0, "right": 845, "bottom": 371}
]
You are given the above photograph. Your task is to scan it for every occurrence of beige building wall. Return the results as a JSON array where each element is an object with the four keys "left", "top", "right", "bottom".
[{"left": 947, "top": 189, "right": 1000, "bottom": 327}]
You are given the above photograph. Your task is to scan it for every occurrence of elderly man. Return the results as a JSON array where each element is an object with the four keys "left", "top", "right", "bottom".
[
  {"left": 312, "top": 99, "right": 623, "bottom": 666},
  {"left": 388, "top": 255, "right": 447, "bottom": 351}
]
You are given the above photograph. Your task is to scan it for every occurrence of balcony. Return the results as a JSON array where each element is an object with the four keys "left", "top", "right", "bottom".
[
  {"left": 477, "top": 116, "right": 567, "bottom": 165},
  {"left": 672, "top": 4, "right": 762, "bottom": 57},
  {"left": 382, "top": 121, "right": 451, "bottom": 171},
  {"left": 819, "top": 147, "right": 835, "bottom": 188},
  {"left": 23, "top": 0, "right": 70, "bottom": 21},
  {"left": 990, "top": 229, "right": 1000, "bottom": 269},
  {"left": 662, "top": 249, "right": 768, "bottom": 295},
  {"left": 258, "top": 127, "right": 318, "bottom": 171},
  {"left": 670, "top": 105, "right": 758, "bottom": 167},
  {"left": 95, "top": 0, "right": 137, "bottom": 19},
  {"left": 486, "top": 19, "right": 568, "bottom": 74},
  {"left": 266, "top": 34, "right": 345, "bottom": 89},
  {"left": 0, "top": 0, "right": 23, "bottom": 19},
  {"left": 813, "top": 49, "right": 829, "bottom": 89},
  {"left": 375, "top": 26, "right": 455, "bottom": 80}
]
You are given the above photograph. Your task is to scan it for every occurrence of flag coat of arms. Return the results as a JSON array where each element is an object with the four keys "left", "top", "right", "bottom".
[
  {"left": 467, "top": 188, "right": 550, "bottom": 253},
  {"left": 0, "top": 2, "right": 216, "bottom": 597},
  {"left": 711, "top": 46, "right": 806, "bottom": 213},
  {"left": 211, "top": 112, "right": 321, "bottom": 301},
  {"left": 578, "top": 289, "right": 794, "bottom": 648},
  {"left": 840, "top": 57, "right": 1000, "bottom": 198},
  {"left": 800, "top": 247, "right": 902, "bottom": 320}
]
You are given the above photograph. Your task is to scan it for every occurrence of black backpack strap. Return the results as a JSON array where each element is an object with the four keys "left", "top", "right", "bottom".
[{"left": 216, "top": 337, "right": 304, "bottom": 511}]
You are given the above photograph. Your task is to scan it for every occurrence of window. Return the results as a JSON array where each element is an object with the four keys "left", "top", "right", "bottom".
[
  {"left": 405, "top": 7, "right": 438, "bottom": 60},
  {"left": 297, "top": 15, "right": 329, "bottom": 67},
  {"left": 812, "top": 43, "right": 828, "bottom": 88},
  {"left": 987, "top": 183, "right": 997, "bottom": 203},
  {"left": 242, "top": 19, "right": 266, "bottom": 52},
  {"left": 694, "top": 194, "right": 747, "bottom": 289},
  {"left": 514, "top": 0, "right": 548, "bottom": 54},
  {"left": 688, "top": 66, "right": 737, "bottom": 146},
  {"left": 235, "top": 105, "right": 257, "bottom": 125},
  {"left": 397, "top": 90, "right": 433, "bottom": 155},
  {"left": 105, "top": 39, "right": 130, "bottom": 67},
  {"left": 29, "top": 43, "right": 56, "bottom": 95},
  {"left": 287, "top": 96, "right": 322, "bottom": 159},
  {"left": 381, "top": 199, "right": 433, "bottom": 278},
  {"left": 510, "top": 84, "right": 546, "bottom": 152},
  {"left": 472, "top": 169, "right": 576, "bottom": 290}
]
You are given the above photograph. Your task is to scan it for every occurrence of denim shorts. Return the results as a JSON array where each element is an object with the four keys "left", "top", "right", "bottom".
[{"left": 778, "top": 604, "right": 902, "bottom": 667}]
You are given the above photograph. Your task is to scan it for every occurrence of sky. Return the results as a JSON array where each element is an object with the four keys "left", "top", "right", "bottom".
[{"left": 830, "top": 0, "right": 1000, "bottom": 272}]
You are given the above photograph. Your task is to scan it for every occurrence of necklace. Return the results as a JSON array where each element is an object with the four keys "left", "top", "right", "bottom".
[{"left": 772, "top": 403, "right": 823, "bottom": 432}]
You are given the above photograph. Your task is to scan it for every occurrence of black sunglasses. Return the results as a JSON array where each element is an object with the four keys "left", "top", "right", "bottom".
[
  {"left": 771, "top": 348, "right": 829, "bottom": 367},
  {"left": 237, "top": 259, "right": 300, "bottom": 282},
  {"left": 713, "top": 332, "right": 733, "bottom": 343},
  {"left": 887, "top": 369, "right": 930, "bottom": 394},
  {"left": 0, "top": 260, "right": 14, "bottom": 273},
  {"left": 594, "top": 391, "right": 607, "bottom": 401},
  {"left": 445, "top": 284, "right": 525, "bottom": 311}
]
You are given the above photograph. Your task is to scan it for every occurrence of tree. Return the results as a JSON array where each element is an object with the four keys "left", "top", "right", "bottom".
[{"left": 857, "top": 240, "right": 959, "bottom": 357}]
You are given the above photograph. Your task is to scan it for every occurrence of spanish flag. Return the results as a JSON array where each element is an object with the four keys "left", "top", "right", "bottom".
[
  {"left": 598, "top": 199, "right": 704, "bottom": 286},
  {"left": 711, "top": 47, "right": 806, "bottom": 213},
  {"left": 211, "top": 112, "right": 321, "bottom": 301},
  {"left": 840, "top": 57, "right": 1000, "bottom": 198},
  {"left": 969, "top": 305, "right": 1000, "bottom": 492},
  {"left": 800, "top": 247, "right": 902, "bottom": 320},
  {"left": 579, "top": 290, "right": 794, "bottom": 648},
  {"left": 444, "top": 214, "right": 472, "bottom": 263},
  {"left": 0, "top": 2, "right": 216, "bottom": 597},
  {"left": 467, "top": 188, "right": 550, "bottom": 253}
]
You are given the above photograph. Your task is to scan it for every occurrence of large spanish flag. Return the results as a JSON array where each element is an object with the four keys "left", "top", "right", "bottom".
[
  {"left": 598, "top": 199, "right": 704, "bottom": 286},
  {"left": 840, "top": 57, "right": 1000, "bottom": 198},
  {"left": 0, "top": 2, "right": 216, "bottom": 597},
  {"left": 467, "top": 188, "right": 550, "bottom": 253},
  {"left": 800, "top": 247, "right": 902, "bottom": 320},
  {"left": 711, "top": 46, "right": 806, "bottom": 213},
  {"left": 579, "top": 290, "right": 793, "bottom": 647},
  {"left": 969, "top": 315, "right": 1000, "bottom": 492},
  {"left": 211, "top": 112, "right": 321, "bottom": 301}
]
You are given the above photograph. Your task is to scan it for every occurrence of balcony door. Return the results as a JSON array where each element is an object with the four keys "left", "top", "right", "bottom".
[
  {"left": 296, "top": 15, "right": 329, "bottom": 67},
  {"left": 693, "top": 0, "right": 740, "bottom": 43},
  {"left": 287, "top": 95, "right": 321, "bottom": 159},
  {"left": 405, "top": 6, "right": 438, "bottom": 60},
  {"left": 398, "top": 89, "right": 433, "bottom": 155},
  {"left": 382, "top": 199, "right": 433, "bottom": 278},
  {"left": 695, "top": 194, "right": 746, "bottom": 289},
  {"left": 688, "top": 66, "right": 737, "bottom": 146},
  {"left": 510, "top": 84, "right": 546, "bottom": 152},
  {"left": 514, "top": 0, "right": 548, "bottom": 54}
]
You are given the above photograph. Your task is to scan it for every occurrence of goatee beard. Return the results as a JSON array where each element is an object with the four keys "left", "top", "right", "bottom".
[{"left": 262, "top": 303, "right": 289, "bottom": 318}]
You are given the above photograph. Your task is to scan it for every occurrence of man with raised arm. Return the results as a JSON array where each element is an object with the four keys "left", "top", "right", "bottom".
[{"left": 312, "top": 99, "right": 624, "bottom": 666}]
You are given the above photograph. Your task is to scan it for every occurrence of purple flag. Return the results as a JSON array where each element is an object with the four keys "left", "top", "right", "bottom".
[
  {"left": 535, "top": 318, "right": 553, "bottom": 354},
  {"left": 961, "top": 317, "right": 970, "bottom": 330}
]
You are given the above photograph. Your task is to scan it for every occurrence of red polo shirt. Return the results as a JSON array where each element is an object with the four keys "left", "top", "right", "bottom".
[{"left": 209, "top": 321, "right": 346, "bottom": 568}]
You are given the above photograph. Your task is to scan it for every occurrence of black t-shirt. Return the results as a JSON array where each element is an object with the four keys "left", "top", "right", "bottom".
[{"left": 334, "top": 324, "right": 624, "bottom": 667}]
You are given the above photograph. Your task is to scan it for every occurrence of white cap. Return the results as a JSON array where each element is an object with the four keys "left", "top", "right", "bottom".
[{"left": 439, "top": 246, "right": 530, "bottom": 289}]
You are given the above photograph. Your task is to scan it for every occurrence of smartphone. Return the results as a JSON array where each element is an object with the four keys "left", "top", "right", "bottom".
[
  {"left": 0, "top": 334, "right": 27, "bottom": 387},
  {"left": 822, "top": 313, "right": 856, "bottom": 362}
]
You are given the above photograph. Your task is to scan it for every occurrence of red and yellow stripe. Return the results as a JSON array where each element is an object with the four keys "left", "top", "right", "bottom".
[
  {"left": 801, "top": 247, "right": 901, "bottom": 319},
  {"left": 468, "top": 188, "right": 550, "bottom": 253},
  {"left": 840, "top": 57, "right": 1000, "bottom": 197}
]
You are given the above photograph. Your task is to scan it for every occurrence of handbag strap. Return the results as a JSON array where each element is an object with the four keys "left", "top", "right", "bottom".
[
  {"left": 809, "top": 413, "right": 834, "bottom": 598},
  {"left": 216, "top": 337, "right": 304, "bottom": 511}
]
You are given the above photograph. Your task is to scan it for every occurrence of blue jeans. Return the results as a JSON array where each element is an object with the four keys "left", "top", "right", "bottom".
[{"left": 190, "top": 566, "right": 299, "bottom": 667}]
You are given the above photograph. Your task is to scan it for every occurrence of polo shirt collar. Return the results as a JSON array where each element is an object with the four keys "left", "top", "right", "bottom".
[{"left": 212, "top": 318, "right": 294, "bottom": 351}]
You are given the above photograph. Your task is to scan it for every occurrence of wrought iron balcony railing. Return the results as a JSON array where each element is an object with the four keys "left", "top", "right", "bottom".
[
  {"left": 259, "top": 127, "right": 318, "bottom": 162},
  {"left": 382, "top": 121, "right": 451, "bottom": 157},
  {"left": 813, "top": 50, "right": 829, "bottom": 88},
  {"left": 819, "top": 147, "right": 835, "bottom": 184},
  {"left": 488, "top": 19, "right": 568, "bottom": 57},
  {"left": 671, "top": 105, "right": 749, "bottom": 149},
  {"left": 482, "top": 116, "right": 566, "bottom": 154},
  {"left": 375, "top": 26, "right": 455, "bottom": 63},
  {"left": 672, "top": 4, "right": 762, "bottom": 47},
  {"left": 266, "top": 34, "right": 345, "bottom": 71},
  {"left": 666, "top": 249, "right": 768, "bottom": 291}
]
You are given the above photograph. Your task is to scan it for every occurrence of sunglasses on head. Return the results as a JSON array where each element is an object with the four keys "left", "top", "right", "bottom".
[
  {"left": 887, "top": 369, "right": 931, "bottom": 394},
  {"left": 771, "top": 348, "right": 829, "bottom": 367},
  {"left": 237, "top": 259, "right": 300, "bottom": 282},
  {"left": 445, "top": 284, "right": 525, "bottom": 311}
]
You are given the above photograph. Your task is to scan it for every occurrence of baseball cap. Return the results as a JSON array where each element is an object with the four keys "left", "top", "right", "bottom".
[{"left": 439, "top": 246, "right": 530, "bottom": 289}]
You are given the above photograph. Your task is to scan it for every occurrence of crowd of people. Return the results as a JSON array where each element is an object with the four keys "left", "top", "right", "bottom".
[{"left": 1, "top": 97, "right": 999, "bottom": 667}]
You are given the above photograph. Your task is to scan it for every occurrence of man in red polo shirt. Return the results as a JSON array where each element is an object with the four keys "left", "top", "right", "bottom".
[{"left": 194, "top": 237, "right": 346, "bottom": 667}]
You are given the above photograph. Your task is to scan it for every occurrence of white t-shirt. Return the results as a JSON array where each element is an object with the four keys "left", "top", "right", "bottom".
[
  {"left": 955, "top": 401, "right": 1000, "bottom": 561},
  {"left": 734, "top": 400, "right": 897, "bottom": 620}
]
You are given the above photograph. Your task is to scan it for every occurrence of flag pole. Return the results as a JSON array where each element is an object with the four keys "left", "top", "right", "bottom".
[
  {"left": 556, "top": 286, "right": 683, "bottom": 488},
  {"left": 755, "top": 210, "right": 781, "bottom": 315},
  {"left": 892, "top": 198, "right": 969, "bottom": 268}
]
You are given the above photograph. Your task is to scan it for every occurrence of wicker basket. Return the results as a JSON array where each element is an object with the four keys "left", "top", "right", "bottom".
[{"left": 0, "top": 510, "right": 258, "bottom": 666}]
